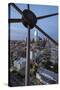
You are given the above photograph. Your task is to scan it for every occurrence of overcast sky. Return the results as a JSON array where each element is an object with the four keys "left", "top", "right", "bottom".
[{"left": 9, "top": 4, "right": 58, "bottom": 41}]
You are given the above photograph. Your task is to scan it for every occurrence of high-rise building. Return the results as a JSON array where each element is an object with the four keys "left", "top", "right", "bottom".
[{"left": 34, "top": 30, "right": 38, "bottom": 42}]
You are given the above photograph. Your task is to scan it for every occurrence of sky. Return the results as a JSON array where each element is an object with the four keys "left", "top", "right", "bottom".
[{"left": 9, "top": 4, "right": 58, "bottom": 42}]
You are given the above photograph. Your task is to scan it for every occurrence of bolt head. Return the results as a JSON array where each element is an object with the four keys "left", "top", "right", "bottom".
[{"left": 22, "top": 9, "right": 37, "bottom": 29}]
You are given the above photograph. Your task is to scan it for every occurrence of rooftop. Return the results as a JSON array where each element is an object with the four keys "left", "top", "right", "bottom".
[{"left": 37, "top": 67, "right": 58, "bottom": 82}]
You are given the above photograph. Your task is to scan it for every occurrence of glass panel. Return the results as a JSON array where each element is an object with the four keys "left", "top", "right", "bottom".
[
  {"left": 30, "top": 4, "right": 58, "bottom": 42},
  {"left": 9, "top": 3, "right": 58, "bottom": 86},
  {"left": 9, "top": 4, "right": 28, "bottom": 86}
]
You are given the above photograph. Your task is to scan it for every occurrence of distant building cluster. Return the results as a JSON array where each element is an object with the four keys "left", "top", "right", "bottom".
[{"left": 9, "top": 37, "right": 58, "bottom": 85}]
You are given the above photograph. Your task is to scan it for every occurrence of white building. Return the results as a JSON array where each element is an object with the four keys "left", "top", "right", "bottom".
[
  {"left": 30, "top": 51, "right": 35, "bottom": 60},
  {"left": 34, "top": 30, "right": 38, "bottom": 42},
  {"left": 30, "top": 50, "right": 41, "bottom": 60},
  {"left": 50, "top": 48, "right": 58, "bottom": 64},
  {"left": 14, "top": 57, "right": 26, "bottom": 71}
]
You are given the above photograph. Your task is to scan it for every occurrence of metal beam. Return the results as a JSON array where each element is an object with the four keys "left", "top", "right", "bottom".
[
  {"left": 10, "top": 3, "right": 23, "bottom": 15},
  {"left": 37, "top": 13, "right": 58, "bottom": 20},
  {"left": 27, "top": 4, "right": 30, "bottom": 10},
  {"left": 25, "top": 26, "right": 30, "bottom": 85},
  {"left": 25, "top": 4, "right": 30, "bottom": 86},
  {"left": 35, "top": 25, "right": 58, "bottom": 45},
  {"left": 8, "top": 19, "right": 23, "bottom": 23}
]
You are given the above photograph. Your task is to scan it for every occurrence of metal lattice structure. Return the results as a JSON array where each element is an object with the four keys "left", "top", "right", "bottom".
[{"left": 8, "top": 3, "right": 58, "bottom": 85}]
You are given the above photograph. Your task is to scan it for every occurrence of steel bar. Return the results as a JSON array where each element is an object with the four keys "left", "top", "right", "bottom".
[
  {"left": 8, "top": 3, "right": 11, "bottom": 86},
  {"left": 37, "top": 13, "right": 58, "bottom": 20},
  {"left": 25, "top": 4, "right": 30, "bottom": 86},
  {"left": 25, "top": 26, "right": 30, "bottom": 85},
  {"left": 35, "top": 25, "right": 58, "bottom": 45},
  {"left": 8, "top": 19, "right": 23, "bottom": 23},
  {"left": 10, "top": 3, "right": 23, "bottom": 15},
  {"left": 27, "top": 4, "right": 30, "bottom": 10}
]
